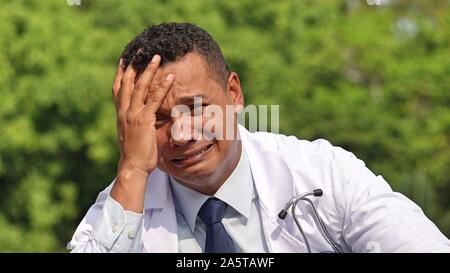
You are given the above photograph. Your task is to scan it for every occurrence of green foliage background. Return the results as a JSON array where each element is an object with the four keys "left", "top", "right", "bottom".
[{"left": 0, "top": 0, "right": 449, "bottom": 252}]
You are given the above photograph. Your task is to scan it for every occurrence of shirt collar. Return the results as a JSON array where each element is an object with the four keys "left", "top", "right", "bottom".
[{"left": 169, "top": 146, "right": 253, "bottom": 233}]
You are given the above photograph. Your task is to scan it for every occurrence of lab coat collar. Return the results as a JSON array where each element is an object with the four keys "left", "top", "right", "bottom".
[{"left": 239, "top": 125, "right": 307, "bottom": 252}]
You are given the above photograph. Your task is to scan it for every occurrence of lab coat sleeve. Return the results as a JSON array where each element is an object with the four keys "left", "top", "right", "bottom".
[
  {"left": 336, "top": 151, "right": 450, "bottom": 252},
  {"left": 67, "top": 194, "right": 144, "bottom": 253}
]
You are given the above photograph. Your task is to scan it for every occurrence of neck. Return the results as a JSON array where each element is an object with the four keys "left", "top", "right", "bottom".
[{"left": 208, "top": 140, "right": 242, "bottom": 195}]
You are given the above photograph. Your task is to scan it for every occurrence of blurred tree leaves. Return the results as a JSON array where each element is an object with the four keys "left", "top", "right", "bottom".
[{"left": 0, "top": 0, "right": 449, "bottom": 251}]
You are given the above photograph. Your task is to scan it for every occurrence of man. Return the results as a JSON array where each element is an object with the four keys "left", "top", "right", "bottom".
[{"left": 68, "top": 22, "right": 450, "bottom": 253}]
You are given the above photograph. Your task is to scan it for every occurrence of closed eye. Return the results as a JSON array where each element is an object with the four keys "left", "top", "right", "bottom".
[
  {"left": 155, "top": 114, "right": 170, "bottom": 128},
  {"left": 189, "top": 104, "right": 209, "bottom": 115}
]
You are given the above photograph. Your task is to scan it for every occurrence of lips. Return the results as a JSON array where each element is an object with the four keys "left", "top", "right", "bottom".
[{"left": 171, "top": 144, "right": 214, "bottom": 162}]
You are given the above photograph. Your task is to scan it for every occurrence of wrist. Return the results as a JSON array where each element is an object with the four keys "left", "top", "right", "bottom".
[
  {"left": 111, "top": 169, "right": 149, "bottom": 213},
  {"left": 117, "top": 158, "right": 152, "bottom": 178},
  {"left": 117, "top": 167, "right": 149, "bottom": 181}
]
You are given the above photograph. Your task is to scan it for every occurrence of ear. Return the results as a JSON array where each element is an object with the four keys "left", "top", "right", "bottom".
[{"left": 226, "top": 72, "right": 244, "bottom": 111}]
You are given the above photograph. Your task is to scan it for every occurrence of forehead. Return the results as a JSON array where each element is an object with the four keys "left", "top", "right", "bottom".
[{"left": 152, "top": 53, "right": 225, "bottom": 108}]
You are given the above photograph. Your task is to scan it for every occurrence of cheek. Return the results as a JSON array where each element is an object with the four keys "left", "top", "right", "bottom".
[
  {"left": 215, "top": 140, "right": 230, "bottom": 159},
  {"left": 202, "top": 105, "right": 228, "bottom": 140}
]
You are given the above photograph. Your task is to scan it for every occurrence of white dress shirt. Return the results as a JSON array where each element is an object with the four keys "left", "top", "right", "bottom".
[{"left": 169, "top": 148, "right": 269, "bottom": 252}]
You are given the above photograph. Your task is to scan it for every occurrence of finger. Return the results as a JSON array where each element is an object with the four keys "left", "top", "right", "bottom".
[
  {"left": 112, "top": 59, "right": 125, "bottom": 99},
  {"left": 129, "top": 54, "right": 161, "bottom": 111},
  {"left": 145, "top": 73, "right": 175, "bottom": 113},
  {"left": 118, "top": 57, "right": 138, "bottom": 115}
]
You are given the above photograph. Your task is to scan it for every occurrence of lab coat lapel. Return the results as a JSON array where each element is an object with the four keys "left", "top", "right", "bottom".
[{"left": 239, "top": 126, "right": 307, "bottom": 253}]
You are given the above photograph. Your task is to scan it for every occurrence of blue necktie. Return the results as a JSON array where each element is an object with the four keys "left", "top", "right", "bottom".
[{"left": 198, "top": 197, "right": 235, "bottom": 253}]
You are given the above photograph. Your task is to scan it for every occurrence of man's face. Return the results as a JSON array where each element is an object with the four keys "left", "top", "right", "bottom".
[{"left": 148, "top": 52, "right": 243, "bottom": 191}]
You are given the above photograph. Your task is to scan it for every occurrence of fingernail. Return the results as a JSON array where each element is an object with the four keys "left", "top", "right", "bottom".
[
  {"left": 166, "top": 74, "right": 174, "bottom": 81},
  {"left": 151, "top": 54, "right": 160, "bottom": 63}
]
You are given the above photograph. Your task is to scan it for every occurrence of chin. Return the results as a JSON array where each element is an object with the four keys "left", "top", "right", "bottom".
[{"left": 170, "top": 159, "right": 218, "bottom": 181}]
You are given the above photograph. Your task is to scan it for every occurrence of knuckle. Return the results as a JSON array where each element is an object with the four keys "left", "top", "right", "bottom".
[
  {"left": 112, "top": 88, "right": 119, "bottom": 98},
  {"left": 125, "top": 112, "right": 146, "bottom": 125},
  {"left": 149, "top": 92, "right": 161, "bottom": 103},
  {"left": 135, "top": 81, "right": 145, "bottom": 91},
  {"left": 121, "top": 76, "right": 131, "bottom": 86},
  {"left": 126, "top": 113, "right": 134, "bottom": 124},
  {"left": 118, "top": 115, "right": 126, "bottom": 126},
  {"left": 113, "top": 81, "right": 121, "bottom": 92},
  {"left": 117, "top": 109, "right": 127, "bottom": 121}
]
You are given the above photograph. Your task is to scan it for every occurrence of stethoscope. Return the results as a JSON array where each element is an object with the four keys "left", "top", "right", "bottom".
[{"left": 278, "top": 189, "right": 343, "bottom": 253}]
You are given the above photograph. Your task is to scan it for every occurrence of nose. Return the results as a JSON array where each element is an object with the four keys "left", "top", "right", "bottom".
[{"left": 169, "top": 116, "right": 196, "bottom": 147}]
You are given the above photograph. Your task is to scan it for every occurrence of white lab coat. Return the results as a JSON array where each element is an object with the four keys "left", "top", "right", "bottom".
[{"left": 69, "top": 125, "right": 450, "bottom": 252}]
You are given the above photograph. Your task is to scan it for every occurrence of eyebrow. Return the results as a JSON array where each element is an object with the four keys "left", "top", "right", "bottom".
[
  {"left": 174, "top": 94, "right": 210, "bottom": 105},
  {"left": 156, "top": 94, "right": 211, "bottom": 116}
]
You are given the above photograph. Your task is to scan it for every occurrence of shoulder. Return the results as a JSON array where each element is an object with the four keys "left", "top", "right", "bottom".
[
  {"left": 243, "top": 129, "right": 359, "bottom": 185},
  {"left": 247, "top": 130, "right": 353, "bottom": 164}
]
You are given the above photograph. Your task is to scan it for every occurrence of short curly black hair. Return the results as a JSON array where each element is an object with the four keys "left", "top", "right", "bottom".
[{"left": 121, "top": 22, "right": 230, "bottom": 88}]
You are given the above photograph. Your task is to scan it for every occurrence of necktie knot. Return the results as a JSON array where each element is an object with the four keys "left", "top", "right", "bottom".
[{"left": 198, "top": 198, "right": 228, "bottom": 226}]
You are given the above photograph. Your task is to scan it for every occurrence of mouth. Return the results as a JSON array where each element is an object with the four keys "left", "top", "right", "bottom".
[{"left": 171, "top": 143, "right": 214, "bottom": 166}]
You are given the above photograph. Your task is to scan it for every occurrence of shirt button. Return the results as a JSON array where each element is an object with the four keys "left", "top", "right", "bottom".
[
  {"left": 111, "top": 223, "right": 118, "bottom": 233},
  {"left": 127, "top": 230, "right": 136, "bottom": 239}
]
